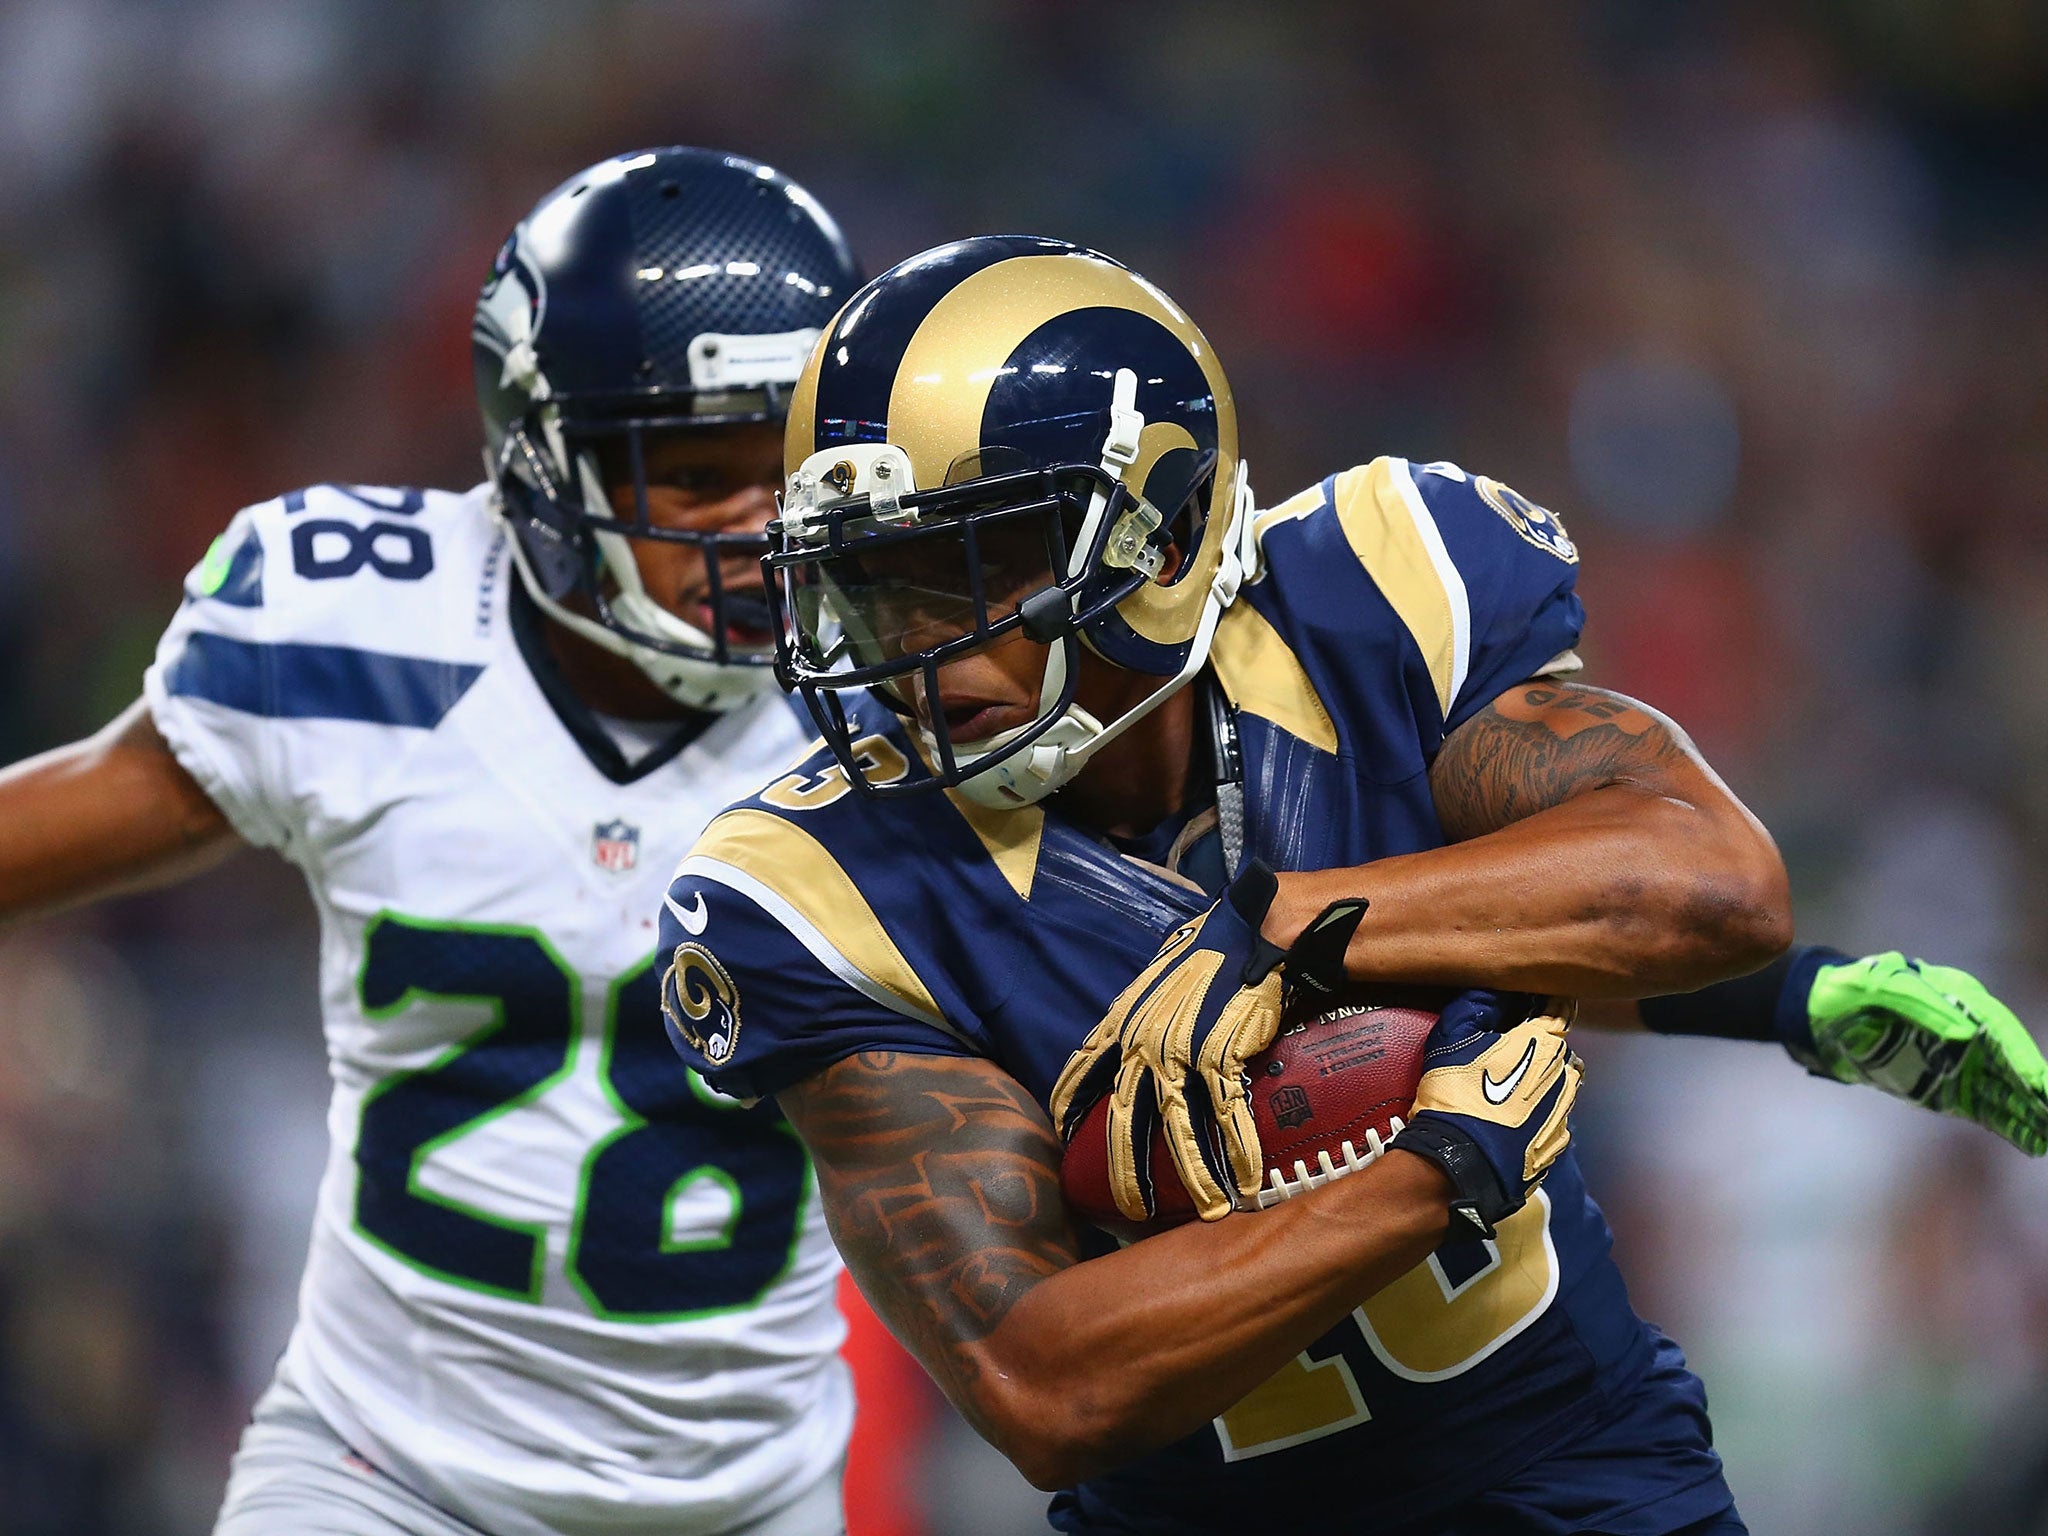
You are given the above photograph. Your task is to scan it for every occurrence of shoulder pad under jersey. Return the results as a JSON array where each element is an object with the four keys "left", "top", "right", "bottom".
[{"left": 1224, "top": 457, "right": 1584, "bottom": 760}]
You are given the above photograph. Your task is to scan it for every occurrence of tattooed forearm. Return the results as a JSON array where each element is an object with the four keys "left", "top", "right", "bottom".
[
  {"left": 1428, "top": 681, "right": 1698, "bottom": 843},
  {"left": 780, "top": 1051, "right": 1080, "bottom": 1411},
  {"left": 780, "top": 1051, "right": 1476, "bottom": 1488}
]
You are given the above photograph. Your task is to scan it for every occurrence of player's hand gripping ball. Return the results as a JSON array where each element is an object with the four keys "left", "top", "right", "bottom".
[
  {"left": 1389, "top": 994, "right": 1582, "bottom": 1239},
  {"left": 1049, "top": 861, "right": 1370, "bottom": 1227},
  {"left": 1060, "top": 987, "right": 1441, "bottom": 1241},
  {"left": 1059, "top": 969, "right": 1585, "bottom": 1242}
]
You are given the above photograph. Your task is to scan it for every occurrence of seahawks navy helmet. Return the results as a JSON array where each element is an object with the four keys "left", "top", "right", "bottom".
[
  {"left": 474, "top": 147, "right": 859, "bottom": 711},
  {"left": 769, "top": 235, "right": 1253, "bottom": 805}
]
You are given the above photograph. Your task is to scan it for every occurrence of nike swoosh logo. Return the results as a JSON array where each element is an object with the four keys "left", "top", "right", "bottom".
[
  {"left": 666, "top": 891, "right": 709, "bottom": 935},
  {"left": 1483, "top": 1037, "right": 1539, "bottom": 1105}
]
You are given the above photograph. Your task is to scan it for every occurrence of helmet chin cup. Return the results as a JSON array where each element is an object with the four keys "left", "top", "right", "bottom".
[
  {"left": 626, "top": 642, "right": 778, "bottom": 713},
  {"left": 604, "top": 579, "right": 778, "bottom": 711},
  {"left": 948, "top": 705, "right": 1107, "bottom": 809}
]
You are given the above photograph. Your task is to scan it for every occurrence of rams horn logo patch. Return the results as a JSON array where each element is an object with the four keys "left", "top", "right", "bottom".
[
  {"left": 662, "top": 943, "right": 743, "bottom": 1067},
  {"left": 1477, "top": 477, "right": 1577, "bottom": 565}
]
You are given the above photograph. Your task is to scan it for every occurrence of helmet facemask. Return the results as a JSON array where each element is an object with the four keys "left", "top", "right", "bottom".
[
  {"left": 772, "top": 368, "right": 1245, "bottom": 805},
  {"left": 492, "top": 390, "right": 793, "bottom": 713}
]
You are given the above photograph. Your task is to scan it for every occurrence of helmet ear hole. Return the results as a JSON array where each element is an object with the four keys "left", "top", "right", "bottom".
[
  {"left": 1161, "top": 501, "right": 1199, "bottom": 584},
  {"left": 506, "top": 498, "right": 586, "bottom": 600}
]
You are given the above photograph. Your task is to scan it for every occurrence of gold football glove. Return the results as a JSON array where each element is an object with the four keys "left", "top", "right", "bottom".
[{"left": 1049, "top": 863, "right": 1365, "bottom": 1223}]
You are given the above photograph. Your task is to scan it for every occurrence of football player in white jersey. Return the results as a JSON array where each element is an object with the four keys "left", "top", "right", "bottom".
[{"left": 0, "top": 148, "right": 863, "bottom": 1536}]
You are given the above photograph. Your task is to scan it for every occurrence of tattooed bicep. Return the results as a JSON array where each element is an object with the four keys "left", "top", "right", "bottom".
[
  {"left": 778, "top": 1051, "right": 1080, "bottom": 1398},
  {"left": 1428, "top": 680, "right": 1704, "bottom": 842}
]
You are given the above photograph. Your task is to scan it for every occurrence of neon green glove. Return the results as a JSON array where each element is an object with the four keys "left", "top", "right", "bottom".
[{"left": 1806, "top": 952, "right": 2048, "bottom": 1156}]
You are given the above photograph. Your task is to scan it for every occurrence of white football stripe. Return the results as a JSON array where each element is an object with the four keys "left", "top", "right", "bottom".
[{"left": 1390, "top": 459, "right": 1472, "bottom": 714}]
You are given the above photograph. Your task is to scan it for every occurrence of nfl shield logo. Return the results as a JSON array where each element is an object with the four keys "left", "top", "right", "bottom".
[
  {"left": 1269, "top": 1083, "right": 1314, "bottom": 1130},
  {"left": 592, "top": 819, "right": 640, "bottom": 874}
]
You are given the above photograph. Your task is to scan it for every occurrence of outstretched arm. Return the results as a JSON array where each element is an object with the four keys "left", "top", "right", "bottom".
[
  {"left": 781, "top": 1049, "right": 1453, "bottom": 1490},
  {"left": 1586, "top": 951, "right": 2048, "bottom": 1156},
  {"left": 1265, "top": 681, "right": 1790, "bottom": 998},
  {"left": 0, "top": 699, "right": 241, "bottom": 926}
]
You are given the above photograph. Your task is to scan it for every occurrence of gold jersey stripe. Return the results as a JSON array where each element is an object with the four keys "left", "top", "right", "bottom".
[
  {"left": 1332, "top": 460, "right": 1462, "bottom": 718},
  {"left": 1250, "top": 483, "right": 1326, "bottom": 547},
  {"left": 1211, "top": 594, "right": 1338, "bottom": 754},
  {"left": 692, "top": 808, "right": 943, "bottom": 1022},
  {"left": 942, "top": 790, "right": 1043, "bottom": 902},
  {"left": 901, "top": 725, "right": 1044, "bottom": 901}
]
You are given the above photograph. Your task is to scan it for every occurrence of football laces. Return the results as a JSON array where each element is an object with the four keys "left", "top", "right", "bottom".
[{"left": 1244, "top": 1115, "right": 1408, "bottom": 1212}]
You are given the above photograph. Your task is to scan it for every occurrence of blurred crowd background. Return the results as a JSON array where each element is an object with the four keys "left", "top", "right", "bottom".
[{"left": 2, "top": 0, "right": 2047, "bottom": 1532}]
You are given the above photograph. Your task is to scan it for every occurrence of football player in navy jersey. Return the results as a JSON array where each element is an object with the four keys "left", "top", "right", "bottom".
[{"left": 659, "top": 235, "right": 2048, "bottom": 1536}]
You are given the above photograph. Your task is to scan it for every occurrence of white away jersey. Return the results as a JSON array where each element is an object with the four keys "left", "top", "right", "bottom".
[{"left": 142, "top": 483, "right": 847, "bottom": 1536}]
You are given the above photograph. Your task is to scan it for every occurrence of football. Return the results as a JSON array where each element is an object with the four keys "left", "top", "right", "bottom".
[{"left": 1059, "top": 991, "right": 1442, "bottom": 1241}]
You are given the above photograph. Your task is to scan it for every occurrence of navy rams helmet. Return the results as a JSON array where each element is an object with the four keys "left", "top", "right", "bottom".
[
  {"left": 769, "top": 235, "right": 1254, "bottom": 805},
  {"left": 474, "top": 147, "right": 859, "bottom": 711}
]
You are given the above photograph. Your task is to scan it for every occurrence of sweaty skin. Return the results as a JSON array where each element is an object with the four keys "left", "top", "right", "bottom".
[
  {"left": 1290, "top": 678, "right": 1793, "bottom": 997},
  {"left": 0, "top": 427, "right": 784, "bottom": 926},
  {"left": 779, "top": 1050, "right": 1455, "bottom": 1490}
]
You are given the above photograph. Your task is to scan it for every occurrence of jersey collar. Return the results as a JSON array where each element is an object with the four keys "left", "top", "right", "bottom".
[{"left": 508, "top": 580, "right": 712, "bottom": 785}]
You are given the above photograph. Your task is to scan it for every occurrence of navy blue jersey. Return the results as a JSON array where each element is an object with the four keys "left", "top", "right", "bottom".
[{"left": 660, "top": 460, "right": 1717, "bottom": 1533}]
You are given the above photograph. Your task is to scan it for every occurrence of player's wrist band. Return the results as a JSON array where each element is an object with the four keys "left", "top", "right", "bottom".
[
  {"left": 1637, "top": 944, "right": 1851, "bottom": 1062},
  {"left": 1389, "top": 1115, "right": 1512, "bottom": 1242}
]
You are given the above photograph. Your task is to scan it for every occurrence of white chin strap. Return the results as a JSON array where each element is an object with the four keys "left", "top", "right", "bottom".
[
  {"left": 494, "top": 474, "right": 777, "bottom": 715},
  {"left": 949, "top": 457, "right": 1257, "bottom": 809}
]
